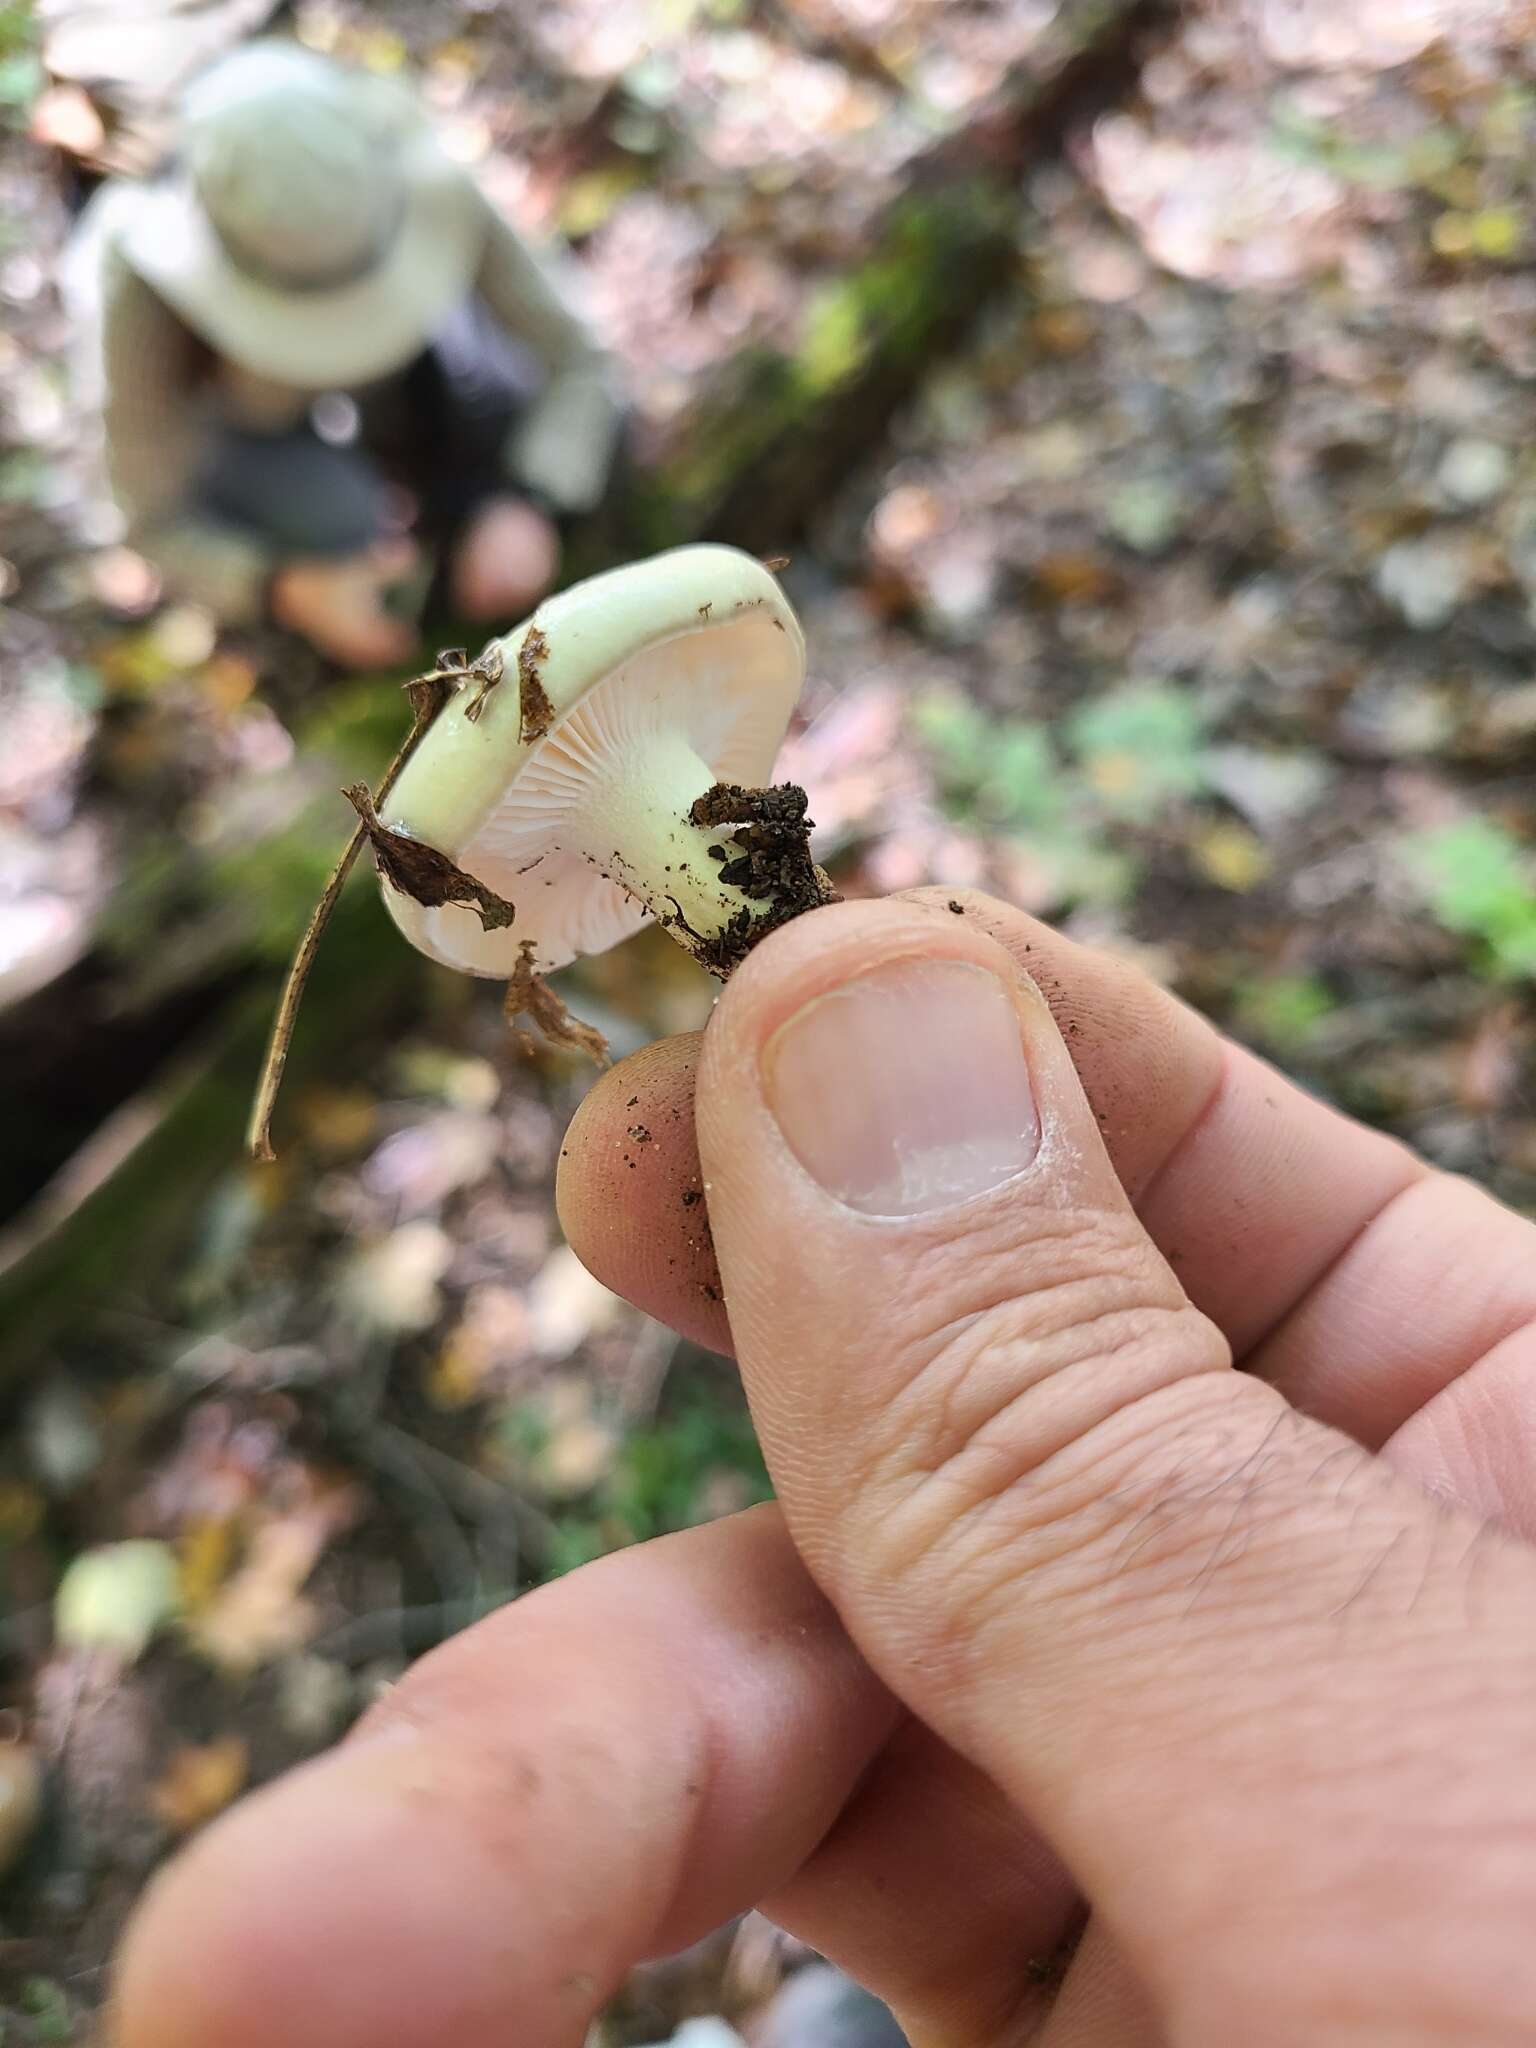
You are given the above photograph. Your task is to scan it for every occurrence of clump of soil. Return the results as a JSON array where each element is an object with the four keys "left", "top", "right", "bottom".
[
  {"left": 687, "top": 781, "right": 838, "bottom": 975},
  {"left": 517, "top": 626, "right": 555, "bottom": 744}
]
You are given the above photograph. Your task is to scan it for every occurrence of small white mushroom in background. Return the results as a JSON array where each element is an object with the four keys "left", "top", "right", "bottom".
[{"left": 373, "top": 544, "right": 835, "bottom": 995}]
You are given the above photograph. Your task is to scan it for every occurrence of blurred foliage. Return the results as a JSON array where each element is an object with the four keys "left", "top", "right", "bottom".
[
  {"left": 16, "top": 1978, "right": 72, "bottom": 2044},
  {"left": 1068, "top": 682, "right": 1209, "bottom": 823},
  {"left": 509, "top": 1378, "right": 772, "bottom": 1577},
  {"left": 1230, "top": 972, "right": 1338, "bottom": 1056},
  {"left": 1268, "top": 99, "right": 1464, "bottom": 195},
  {"left": 0, "top": 2, "right": 42, "bottom": 124},
  {"left": 1406, "top": 820, "right": 1536, "bottom": 981},
  {"left": 913, "top": 679, "right": 1216, "bottom": 904}
]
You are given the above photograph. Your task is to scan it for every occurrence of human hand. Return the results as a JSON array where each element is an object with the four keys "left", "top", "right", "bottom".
[
  {"left": 451, "top": 494, "right": 560, "bottom": 622},
  {"left": 269, "top": 537, "right": 420, "bottom": 669},
  {"left": 114, "top": 890, "right": 1536, "bottom": 2047}
]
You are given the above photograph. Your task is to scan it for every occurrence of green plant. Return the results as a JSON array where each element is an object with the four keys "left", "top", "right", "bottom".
[
  {"left": 19, "top": 1979, "right": 72, "bottom": 2045},
  {"left": 0, "top": 2, "right": 41, "bottom": 121},
  {"left": 510, "top": 1377, "right": 772, "bottom": 1581},
  {"left": 1104, "top": 477, "right": 1187, "bottom": 554},
  {"left": 1233, "top": 972, "right": 1338, "bottom": 1053},
  {"left": 1405, "top": 818, "right": 1536, "bottom": 978},
  {"left": 912, "top": 681, "right": 1216, "bottom": 911},
  {"left": 912, "top": 692, "right": 1064, "bottom": 829},
  {"left": 1268, "top": 98, "right": 1463, "bottom": 193},
  {"left": 1066, "top": 681, "right": 1209, "bottom": 823},
  {"left": 605, "top": 1382, "right": 770, "bottom": 1537}
]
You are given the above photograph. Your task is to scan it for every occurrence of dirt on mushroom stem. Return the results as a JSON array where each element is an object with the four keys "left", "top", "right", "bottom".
[
  {"left": 547, "top": 713, "right": 834, "bottom": 980},
  {"left": 493, "top": 779, "right": 832, "bottom": 1069},
  {"left": 685, "top": 781, "right": 839, "bottom": 976}
]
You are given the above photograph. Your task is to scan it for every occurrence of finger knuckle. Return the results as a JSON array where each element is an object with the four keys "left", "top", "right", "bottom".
[{"left": 823, "top": 1205, "right": 1265, "bottom": 1624}]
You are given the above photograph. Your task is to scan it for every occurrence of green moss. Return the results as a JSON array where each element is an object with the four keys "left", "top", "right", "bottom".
[{"left": 642, "top": 183, "right": 1016, "bottom": 537}]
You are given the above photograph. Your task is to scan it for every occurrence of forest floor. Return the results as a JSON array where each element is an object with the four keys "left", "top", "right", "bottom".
[{"left": 2, "top": 0, "right": 1535, "bottom": 2039}]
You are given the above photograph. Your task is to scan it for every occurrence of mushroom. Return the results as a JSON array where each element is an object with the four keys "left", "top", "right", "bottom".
[
  {"left": 374, "top": 544, "right": 834, "bottom": 983},
  {"left": 246, "top": 546, "right": 835, "bottom": 1158}
]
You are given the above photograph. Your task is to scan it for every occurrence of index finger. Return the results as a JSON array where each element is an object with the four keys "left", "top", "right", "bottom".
[{"left": 112, "top": 1509, "right": 894, "bottom": 2048}]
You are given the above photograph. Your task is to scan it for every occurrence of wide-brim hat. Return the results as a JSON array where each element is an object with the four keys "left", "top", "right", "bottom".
[{"left": 115, "top": 41, "right": 486, "bottom": 390}]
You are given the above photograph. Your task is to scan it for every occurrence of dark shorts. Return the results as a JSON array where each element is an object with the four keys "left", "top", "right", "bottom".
[{"left": 191, "top": 297, "right": 544, "bottom": 563}]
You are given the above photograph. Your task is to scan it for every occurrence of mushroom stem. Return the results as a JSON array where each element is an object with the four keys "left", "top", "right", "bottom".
[{"left": 563, "top": 732, "right": 814, "bottom": 973}]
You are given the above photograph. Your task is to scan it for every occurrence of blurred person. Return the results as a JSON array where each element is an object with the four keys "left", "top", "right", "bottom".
[{"left": 63, "top": 39, "right": 621, "bottom": 669}]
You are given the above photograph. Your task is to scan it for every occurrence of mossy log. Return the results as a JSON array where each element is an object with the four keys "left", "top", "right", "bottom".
[{"left": 615, "top": 0, "right": 1172, "bottom": 557}]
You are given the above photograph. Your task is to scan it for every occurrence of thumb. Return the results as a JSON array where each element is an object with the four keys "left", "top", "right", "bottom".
[{"left": 699, "top": 899, "right": 1536, "bottom": 2045}]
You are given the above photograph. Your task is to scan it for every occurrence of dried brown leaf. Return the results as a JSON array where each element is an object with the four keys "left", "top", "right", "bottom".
[
  {"left": 343, "top": 785, "right": 516, "bottom": 931},
  {"left": 504, "top": 940, "right": 610, "bottom": 1066}
]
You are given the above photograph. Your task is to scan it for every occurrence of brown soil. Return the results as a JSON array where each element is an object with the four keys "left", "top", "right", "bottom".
[
  {"left": 517, "top": 626, "right": 555, "bottom": 744},
  {"left": 686, "top": 782, "right": 839, "bottom": 976},
  {"left": 344, "top": 786, "right": 517, "bottom": 932}
]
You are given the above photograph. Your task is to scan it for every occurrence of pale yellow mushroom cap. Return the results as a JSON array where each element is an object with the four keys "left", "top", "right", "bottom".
[{"left": 380, "top": 545, "right": 805, "bottom": 976}]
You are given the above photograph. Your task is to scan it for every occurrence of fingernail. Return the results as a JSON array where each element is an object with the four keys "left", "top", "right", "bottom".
[{"left": 764, "top": 959, "right": 1039, "bottom": 1217}]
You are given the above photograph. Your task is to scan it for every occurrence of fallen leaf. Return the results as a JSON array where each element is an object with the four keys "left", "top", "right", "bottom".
[
  {"left": 528, "top": 1374, "right": 621, "bottom": 1498},
  {"left": 151, "top": 1736, "right": 248, "bottom": 1835},
  {"left": 276, "top": 1654, "right": 355, "bottom": 1746},
  {"left": 362, "top": 1111, "right": 501, "bottom": 1214},
  {"left": 1374, "top": 537, "right": 1476, "bottom": 630},
  {"left": 340, "top": 1222, "right": 454, "bottom": 1334},
  {"left": 428, "top": 1286, "right": 533, "bottom": 1409},
  {"left": 1192, "top": 822, "right": 1272, "bottom": 893},
  {"left": 0, "top": 1480, "right": 45, "bottom": 1545},
  {"left": 177, "top": 1515, "right": 237, "bottom": 1618},
  {"left": 295, "top": 1085, "right": 379, "bottom": 1156},
  {"left": 527, "top": 1247, "right": 622, "bottom": 1359},
  {"left": 186, "top": 1510, "right": 346, "bottom": 1677},
  {"left": 1203, "top": 747, "right": 1334, "bottom": 832},
  {"left": 1438, "top": 438, "right": 1510, "bottom": 507},
  {"left": 1032, "top": 551, "right": 1121, "bottom": 605},
  {"left": 1459, "top": 1003, "right": 1524, "bottom": 1114},
  {"left": 148, "top": 604, "right": 217, "bottom": 670},
  {"left": 504, "top": 940, "right": 610, "bottom": 1066}
]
